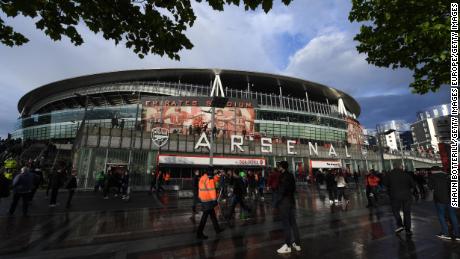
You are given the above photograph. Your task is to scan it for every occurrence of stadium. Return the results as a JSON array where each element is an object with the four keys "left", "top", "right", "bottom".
[{"left": 13, "top": 68, "right": 382, "bottom": 188}]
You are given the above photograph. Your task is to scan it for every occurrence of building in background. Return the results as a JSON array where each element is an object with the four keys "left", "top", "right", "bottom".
[
  {"left": 376, "top": 120, "right": 412, "bottom": 152},
  {"left": 410, "top": 104, "right": 451, "bottom": 153},
  {"left": 12, "top": 69, "right": 436, "bottom": 188}
]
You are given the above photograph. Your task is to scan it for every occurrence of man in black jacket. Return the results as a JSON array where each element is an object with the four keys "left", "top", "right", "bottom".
[
  {"left": 227, "top": 171, "right": 251, "bottom": 222},
  {"left": 275, "top": 161, "right": 301, "bottom": 254},
  {"left": 428, "top": 166, "right": 459, "bottom": 240},
  {"left": 9, "top": 167, "right": 34, "bottom": 216},
  {"left": 49, "top": 168, "right": 65, "bottom": 207},
  {"left": 383, "top": 166, "right": 415, "bottom": 236}
]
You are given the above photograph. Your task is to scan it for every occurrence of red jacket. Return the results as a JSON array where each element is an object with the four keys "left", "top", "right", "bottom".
[
  {"left": 267, "top": 171, "right": 281, "bottom": 190},
  {"left": 366, "top": 174, "right": 380, "bottom": 187}
]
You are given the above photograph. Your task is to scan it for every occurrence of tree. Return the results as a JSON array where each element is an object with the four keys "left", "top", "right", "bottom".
[
  {"left": 0, "top": 0, "right": 292, "bottom": 59},
  {"left": 349, "top": 0, "right": 450, "bottom": 94}
]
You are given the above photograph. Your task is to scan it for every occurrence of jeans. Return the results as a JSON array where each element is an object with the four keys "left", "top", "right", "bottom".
[
  {"left": 337, "top": 187, "right": 347, "bottom": 201},
  {"left": 390, "top": 198, "right": 412, "bottom": 231},
  {"left": 280, "top": 203, "right": 300, "bottom": 245},
  {"left": 94, "top": 180, "right": 104, "bottom": 192},
  {"left": 435, "top": 202, "right": 460, "bottom": 236}
]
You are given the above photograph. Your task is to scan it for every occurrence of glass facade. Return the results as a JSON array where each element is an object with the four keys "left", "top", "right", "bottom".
[
  {"left": 13, "top": 81, "right": 353, "bottom": 145},
  {"left": 256, "top": 122, "right": 346, "bottom": 143}
]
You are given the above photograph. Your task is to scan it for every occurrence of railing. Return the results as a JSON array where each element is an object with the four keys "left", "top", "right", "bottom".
[{"left": 28, "top": 81, "right": 347, "bottom": 121}]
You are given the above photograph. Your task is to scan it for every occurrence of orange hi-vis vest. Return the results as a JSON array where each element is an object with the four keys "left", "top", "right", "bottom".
[{"left": 199, "top": 174, "right": 217, "bottom": 203}]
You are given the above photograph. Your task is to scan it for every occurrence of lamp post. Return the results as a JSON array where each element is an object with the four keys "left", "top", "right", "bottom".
[{"left": 376, "top": 126, "right": 386, "bottom": 172}]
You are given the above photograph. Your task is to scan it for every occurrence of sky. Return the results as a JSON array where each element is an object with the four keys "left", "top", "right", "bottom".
[{"left": 0, "top": 0, "right": 449, "bottom": 137}]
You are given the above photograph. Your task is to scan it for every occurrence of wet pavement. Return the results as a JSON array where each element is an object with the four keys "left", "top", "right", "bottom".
[{"left": 0, "top": 186, "right": 459, "bottom": 259}]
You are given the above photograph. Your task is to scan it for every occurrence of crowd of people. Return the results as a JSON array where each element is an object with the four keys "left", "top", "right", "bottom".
[
  {"left": 94, "top": 167, "right": 132, "bottom": 200},
  {"left": 1, "top": 155, "right": 458, "bottom": 250},
  {"left": 191, "top": 161, "right": 301, "bottom": 254},
  {"left": 0, "top": 158, "right": 77, "bottom": 216}
]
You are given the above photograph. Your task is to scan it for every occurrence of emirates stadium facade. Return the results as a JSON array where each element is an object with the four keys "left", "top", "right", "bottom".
[{"left": 13, "top": 69, "right": 381, "bottom": 187}]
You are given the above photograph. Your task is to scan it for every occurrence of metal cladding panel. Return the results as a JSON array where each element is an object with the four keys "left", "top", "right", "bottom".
[{"left": 18, "top": 68, "right": 361, "bottom": 116}]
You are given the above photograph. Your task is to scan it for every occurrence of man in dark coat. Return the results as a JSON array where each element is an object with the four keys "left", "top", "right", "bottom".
[
  {"left": 383, "top": 166, "right": 415, "bottom": 236},
  {"left": 227, "top": 171, "right": 251, "bottom": 222},
  {"left": 428, "top": 166, "right": 459, "bottom": 240},
  {"left": 9, "top": 167, "right": 34, "bottom": 216},
  {"left": 275, "top": 161, "right": 301, "bottom": 254},
  {"left": 49, "top": 168, "right": 65, "bottom": 207},
  {"left": 65, "top": 170, "right": 77, "bottom": 209},
  {"left": 325, "top": 170, "right": 337, "bottom": 205}
]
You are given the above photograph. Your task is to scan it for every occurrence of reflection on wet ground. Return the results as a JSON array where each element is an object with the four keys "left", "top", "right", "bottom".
[{"left": 0, "top": 186, "right": 459, "bottom": 259}]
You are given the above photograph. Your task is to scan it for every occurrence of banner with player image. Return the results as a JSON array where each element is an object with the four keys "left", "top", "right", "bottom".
[{"left": 141, "top": 97, "right": 255, "bottom": 135}]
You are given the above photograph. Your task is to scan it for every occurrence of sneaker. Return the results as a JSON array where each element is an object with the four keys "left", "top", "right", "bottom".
[
  {"left": 49, "top": 204, "right": 56, "bottom": 208},
  {"left": 453, "top": 235, "right": 460, "bottom": 241},
  {"left": 395, "top": 227, "right": 404, "bottom": 234},
  {"left": 329, "top": 200, "right": 334, "bottom": 205},
  {"left": 436, "top": 233, "right": 451, "bottom": 240},
  {"left": 334, "top": 199, "right": 338, "bottom": 203},
  {"left": 292, "top": 242, "right": 301, "bottom": 251},
  {"left": 277, "top": 244, "right": 291, "bottom": 254}
]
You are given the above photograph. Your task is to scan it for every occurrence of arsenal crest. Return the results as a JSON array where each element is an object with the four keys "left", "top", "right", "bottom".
[{"left": 151, "top": 127, "right": 169, "bottom": 147}]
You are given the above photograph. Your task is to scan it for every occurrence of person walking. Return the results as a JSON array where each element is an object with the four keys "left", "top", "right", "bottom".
[
  {"left": 149, "top": 171, "right": 157, "bottom": 195},
  {"left": 268, "top": 168, "right": 281, "bottom": 207},
  {"left": 365, "top": 170, "right": 380, "bottom": 208},
  {"left": 65, "top": 170, "right": 77, "bottom": 209},
  {"left": 276, "top": 161, "right": 301, "bottom": 254},
  {"left": 121, "top": 171, "right": 130, "bottom": 200},
  {"left": 247, "top": 171, "right": 257, "bottom": 200},
  {"left": 103, "top": 170, "right": 112, "bottom": 199},
  {"left": 196, "top": 169, "right": 224, "bottom": 239},
  {"left": 156, "top": 170, "right": 165, "bottom": 193},
  {"left": 335, "top": 172, "right": 349, "bottom": 204},
  {"left": 325, "top": 170, "right": 337, "bottom": 205},
  {"left": 94, "top": 170, "right": 105, "bottom": 192},
  {"left": 8, "top": 167, "right": 34, "bottom": 216},
  {"left": 49, "top": 168, "right": 65, "bottom": 207},
  {"left": 227, "top": 171, "right": 251, "bottom": 223},
  {"left": 428, "top": 166, "right": 460, "bottom": 240},
  {"left": 383, "top": 166, "right": 415, "bottom": 236},
  {"left": 415, "top": 172, "right": 427, "bottom": 200},
  {"left": 257, "top": 172, "right": 265, "bottom": 201}
]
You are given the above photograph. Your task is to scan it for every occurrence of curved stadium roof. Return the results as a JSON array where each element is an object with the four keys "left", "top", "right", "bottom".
[{"left": 18, "top": 68, "right": 361, "bottom": 116}]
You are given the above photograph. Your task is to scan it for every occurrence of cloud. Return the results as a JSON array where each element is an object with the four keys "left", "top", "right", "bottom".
[
  {"left": 357, "top": 87, "right": 450, "bottom": 129},
  {"left": 0, "top": 1, "right": 450, "bottom": 138},
  {"left": 284, "top": 30, "right": 414, "bottom": 97}
]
